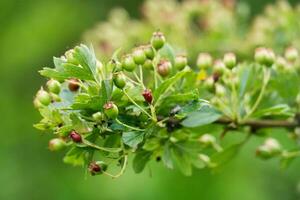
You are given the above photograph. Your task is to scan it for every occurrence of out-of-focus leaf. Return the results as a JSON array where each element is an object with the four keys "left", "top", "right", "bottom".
[
  {"left": 211, "top": 143, "right": 242, "bottom": 167},
  {"left": 171, "top": 145, "right": 192, "bottom": 176},
  {"left": 162, "top": 142, "right": 173, "bottom": 169},
  {"left": 133, "top": 150, "right": 152, "bottom": 173},
  {"left": 63, "top": 147, "right": 86, "bottom": 166},
  {"left": 252, "top": 104, "right": 293, "bottom": 118}
]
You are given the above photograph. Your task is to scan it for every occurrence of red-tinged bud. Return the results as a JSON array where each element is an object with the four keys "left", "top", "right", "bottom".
[
  {"left": 88, "top": 161, "right": 108, "bottom": 176},
  {"left": 48, "top": 138, "right": 66, "bottom": 151},
  {"left": 69, "top": 130, "right": 82, "bottom": 143},
  {"left": 142, "top": 89, "right": 153, "bottom": 103},
  {"left": 68, "top": 78, "right": 80, "bottom": 92},
  {"left": 36, "top": 88, "right": 51, "bottom": 106},
  {"left": 254, "top": 47, "right": 275, "bottom": 67},
  {"left": 175, "top": 55, "right": 188, "bottom": 71},
  {"left": 151, "top": 31, "right": 166, "bottom": 50},
  {"left": 213, "top": 59, "right": 226, "bottom": 75},
  {"left": 133, "top": 47, "right": 146, "bottom": 65},
  {"left": 122, "top": 54, "right": 136, "bottom": 72},
  {"left": 157, "top": 60, "right": 172, "bottom": 77},
  {"left": 89, "top": 162, "right": 101, "bottom": 175},
  {"left": 197, "top": 53, "right": 213, "bottom": 69},
  {"left": 223, "top": 53, "right": 236, "bottom": 69},
  {"left": 285, "top": 47, "right": 298, "bottom": 62},
  {"left": 103, "top": 101, "right": 119, "bottom": 119}
]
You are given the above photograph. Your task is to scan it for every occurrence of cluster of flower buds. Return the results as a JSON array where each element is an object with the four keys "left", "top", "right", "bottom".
[{"left": 34, "top": 79, "right": 62, "bottom": 108}]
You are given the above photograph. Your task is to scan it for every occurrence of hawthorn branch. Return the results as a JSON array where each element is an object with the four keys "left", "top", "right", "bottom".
[{"left": 216, "top": 117, "right": 299, "bottom": 130}]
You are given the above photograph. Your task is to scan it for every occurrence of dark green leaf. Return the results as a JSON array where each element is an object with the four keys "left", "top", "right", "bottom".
[{"left": 122, "top": 131, "right": 144, "bottom": 148}]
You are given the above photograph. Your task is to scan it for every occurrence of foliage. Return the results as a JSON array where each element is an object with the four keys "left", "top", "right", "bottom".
[{"left": 34, "top": 31, "right": 300, "bottom": 178}]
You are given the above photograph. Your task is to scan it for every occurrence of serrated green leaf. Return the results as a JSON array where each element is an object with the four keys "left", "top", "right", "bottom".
[
  {"left": 122, "top": 131, "right": 144, "bottom": 148},
  {"left": 143, "top": 138, "right": 161, "bottom": 151},
  {"left": 154, "top": 70, "right": 187, "bottom": 105},
  {"left": 62, "top": 63, "right": 94, "bottom": 80}
]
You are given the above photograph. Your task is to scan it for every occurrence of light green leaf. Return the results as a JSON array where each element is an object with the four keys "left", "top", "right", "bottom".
[
  {"left": 252, "top": 104, "right": 293, "bottom": 118},
  {"left": 181, "top": 105, "right": 221, "bottom": 128}
]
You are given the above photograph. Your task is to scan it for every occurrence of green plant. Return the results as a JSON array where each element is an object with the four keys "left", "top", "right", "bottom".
[{"left": 34, "top": 32, "right": 300, "bottom": 178}]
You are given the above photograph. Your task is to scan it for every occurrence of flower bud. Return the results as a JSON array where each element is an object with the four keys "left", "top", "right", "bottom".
[
  {"left": 157, "top": 60, "right": 172, "bottom": 77},
  {"left": 275, "top": 56, "right": 288, "bottom": 71},
  {"left": 36, "top": 88, "right": 51, "bottom": 106},
  {"left": 68, "top": 78, "right": 80, "bottom": 92},
  {"left": 197, "top": 53, "right": 213, "bottom": 69},
  {"left": 254, "top": 47, "right": 275, "bottom": 67},
  {"left": 48, "top": 138, "right": 66, "bottom": 151},
  {"left": 133, "top": 48, "right": 146, "bottom": 65},
  {"left": 142, "top": 89, "right": 153, "bottom": 103},
  {"left": 46, "top": 79, "right": 61, "bottom": 94},
  {"left": 285, "top": 47, "right": 298, "bottom": 62},
  {"left": 103, "top": 101, "right": 119, "bottom": 119},
  {"left": 213, "top": 59, "right": 226, "bottom": 75},
  {"left": 88, "top": 161, "right": 107, "bottom": 176},
  {"left": 69, "top": 130, "right": 82, "bottom": 143},
  {"left": 143, "top": 59, "right": 154, "bottom": 70},
  {"left": 113, "top": 72, "right": 126, "bottom": 89},
  {"left": 203, "top": 77, "right": 214, "bottom": 91},
  {"left": 92, "top": 112, "right": 104, "bottom": 122},
  {"left": 215, "top": 83, "right": 226, "bottom": 97},
  {"left": 143, "top": 45, "right": 155, "bottom": 60},
  {"left": 198, "top": 134, "right": 216, "bottom": 146},
  {"left": 223, "top": 53, "right": 236, "bottom": 69},
  {"left": 256, "top": 138, "right": 281, "bottom": 159},
  {"left": 175, "top": 55, "right": 188, "bottom": 71},
  {"left": 122, "top": 55, "right": 136, "bottom": 72},
  {"left": 33, "top": 98, "right": 43, "bottom": 109},
  {"left": 151, "top": 31, "right": 166, "bottom": 50}
]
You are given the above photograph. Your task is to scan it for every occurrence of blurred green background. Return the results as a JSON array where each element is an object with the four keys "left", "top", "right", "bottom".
[{"left": 1, "top": 0, "right": 300, "bottom": 199}]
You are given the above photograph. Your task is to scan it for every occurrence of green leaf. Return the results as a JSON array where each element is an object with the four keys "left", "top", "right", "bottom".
[
  {"left": 99, "top": 80, "right": 113, "bottom": 109},
  {"left": 122, "top": 131, "right": 144, "bottom": 148},
  {"left": 252, "top": 104, "right": 293, "bottom": 118},
  {"left": 39, "top": 68, "right": 68, "bottom": 81},
  {"left": 63, "top": 147, "right": 87, "bottom": 166},
  {"left": 159, "top": 43, "right": 175, "bottom": 65},
  {"left": 162, "top": 142, "right": 174, "bottom": 169},
  {"left": 154, "top": 70, "right": 187, "bottom": 105},
  {"left": 73, "top": 44, "right": 98, "bottom": 82},
  {"left": 62, "top": 63, "right": 94, "bottom": 80},
  {"left": 171, "top": 145, "right": 192, "bottom": 176},
  {"left": 181, "top": 105, "right": 221, "bottom": 128},
  {"left": 211, "top": 143, "right": 242, "bottom": 167},
  {"left": 143, "top": 138, "right": 161, "bottom": 151},
  {"left": 132, "top": 150, "right": 152, "bottom": 173}
]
